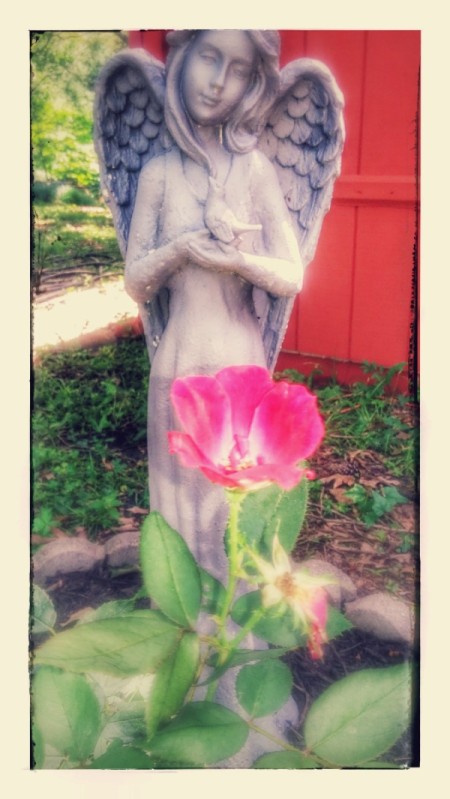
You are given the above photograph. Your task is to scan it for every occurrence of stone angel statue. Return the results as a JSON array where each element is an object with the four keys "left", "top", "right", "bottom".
[{"left": 94, "top": 30, "right": 344, "bottom": 582}]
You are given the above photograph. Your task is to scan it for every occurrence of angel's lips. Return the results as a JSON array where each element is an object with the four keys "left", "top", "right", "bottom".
[
  {"left": 200, "top": 94, "right": 220, "bottom": 107},
  {"left": 167, "top": 365, "right": 324, "bottom": 492}
]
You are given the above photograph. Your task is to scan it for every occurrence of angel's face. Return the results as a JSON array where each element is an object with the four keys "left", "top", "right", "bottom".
[{"left": 181, "top": 30, "right": 256, "bottom": 127}]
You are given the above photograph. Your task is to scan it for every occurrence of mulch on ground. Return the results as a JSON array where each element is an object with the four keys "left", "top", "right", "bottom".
[{"left": 295, "top": 443, "right": 418, "bottom": 605}]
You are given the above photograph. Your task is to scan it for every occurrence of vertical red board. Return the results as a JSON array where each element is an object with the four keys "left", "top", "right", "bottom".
[
  {"left": 305, "top": 30, "right": 367, "bottom": 175},
  {"left": 360, "top": 31, "right": 420, "bottom": 175},
  {"left": 295, "top": 204, "right": 356, "bottom": 361},
  {"left": 278, "top": 30, "right": 307, "bottom": 65},
  {"left": 350, "top": 205, "right": 415, "bottom": 365},
  {"left": 129, "top": 30, "right": 167, "bottom": 61},
  {"left": 278, "top": 30, "right": 366, "bottom": 359}
]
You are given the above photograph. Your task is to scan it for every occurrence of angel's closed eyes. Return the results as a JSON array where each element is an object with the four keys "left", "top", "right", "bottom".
[{"left": 180, "top": 30, "right": 256, "bottom": 128}]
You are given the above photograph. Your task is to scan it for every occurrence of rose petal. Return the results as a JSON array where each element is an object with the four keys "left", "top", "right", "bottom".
[
  {"left": 250, "top": 382, "right": 324, "bottom": 465},
  {"left": 262, "top": 584, "right": 283, "bottom": 608},
  {"left": 170, "top": 376, "right": 233, "bottom": 461},
  {"left": 271, "top": 535, "right": 291, "bottom": 575},
  {"left": 169, "top": 366, "right": 324, "bottom": 494},
  {"left": 197, "top": 465, "right": 248, "bottom": 489},
  {"left": 216, "top": 365, "right": 273, "bottom": 440},
  {"left": 201, "top": 462, "right": 306, "bottom": 492},
  {"left": 309, "top": 587, "right": 328, "bottom": 630},
  {"left": 168, "top": 431, "right": 213, "bottom": 470}
]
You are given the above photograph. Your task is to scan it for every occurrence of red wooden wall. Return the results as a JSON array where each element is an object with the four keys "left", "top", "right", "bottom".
[{"left": 129, "top": 30, "right": 420, "bottom": 391}]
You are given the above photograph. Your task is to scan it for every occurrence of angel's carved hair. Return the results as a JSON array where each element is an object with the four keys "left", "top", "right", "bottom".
[{"left": 164, "top": 29, "right": 280, "bottom": 173}]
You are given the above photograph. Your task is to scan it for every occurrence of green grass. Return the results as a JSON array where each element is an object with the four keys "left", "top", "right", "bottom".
[
  {"left": 279, "top": 363, "right": 418, "bottom": 480},
  {"left": 32, "top": 340, "right": 149, "bottom": 537}
]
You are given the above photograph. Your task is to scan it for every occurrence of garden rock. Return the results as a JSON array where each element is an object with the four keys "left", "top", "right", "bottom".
[
  {"left": 344, "top": 592, "right": 414, "bottom": 644},
  {"left": 299, "top": 558, "right": 357, "bottom": 607},
  {"left": 33, "top": 538, "right": 105, "bottom": 585},
  {"left": 104, "top": 531, "right": 141, "bottom": 568}
]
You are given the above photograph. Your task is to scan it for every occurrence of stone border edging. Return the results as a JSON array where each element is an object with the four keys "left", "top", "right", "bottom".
[{"left": 32, "top": 533, "right": 415, "bottom": 645}]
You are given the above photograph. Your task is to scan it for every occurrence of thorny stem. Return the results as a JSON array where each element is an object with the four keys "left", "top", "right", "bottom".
[
  {"left": 186, "top": 645, "right": 213, "bottom": 703},
  {"left": 226, "top": 607, "right": 265, "bottom": 650},
  {"left": 216, "top": 490, "right": 245, "bottom": 657},
  {"left": 203, "top": 607, "right": 267, "bottom": 701},
  {"left": 205, "top": 679, "right": 219, "bottom": 702}
]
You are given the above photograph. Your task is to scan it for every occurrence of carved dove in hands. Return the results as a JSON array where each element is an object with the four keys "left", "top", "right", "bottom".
[{"left": 204, "top": 176, "right": 262, "bottom": 244}]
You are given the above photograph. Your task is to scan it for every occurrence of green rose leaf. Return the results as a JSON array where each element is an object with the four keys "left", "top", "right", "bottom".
[
  {"left": 149, "top": 701, "right": 249, "bottom": 767},
  {"left": 223, "top": 646, "right": 292, "bottom": 667},
  {"left": 239, "top": 484, "right": 281, "bottom": 548},
  {"left": 33, "top": 666, "right": 101, "bottom": 765},
  {"left": 267, "top": 477, "right": 309, "bottom": 554},
  {"left": 231, "top": 591, "right": 306, "bottom": 647},
  {"left": 199, "top": 567, "right": 226, "bottom": 616},
  {"left": 253, "top": 751, "right": 318, "bottom": 769},
  {"left": 202, "top": 646, "right": 292, "bottom": 687},
  {"left": 140, "top": 512, "right": 201, "bottom": 628},
  {"left": 31, "top": 723, "right": 45, "bottom": 769},
  {"left": 304, "top": 663, "right": 412, "bottom": 766},
  {"left": 326, "top": 606, "right": 353, "bottom": 638},
  {"left": 34, "top": 611, "right": 182, "bottom": 676},
  {"left": 146, "top": 632, "right": 200, "bottom": 739},
  {"left": 89, "top": 739, "right": 155, "bottom": 769},
  {"left": 239, "top": 478, "right": 309, "bottom": 556},
  {"left": 32, "top": 585, "right": 57, "bottom": 635},
  {"left": 236, "top": 659, "right": 293, "bottom": 718},
  {"left": 79, "top": 598, "right": 137, "bottom": 623}
]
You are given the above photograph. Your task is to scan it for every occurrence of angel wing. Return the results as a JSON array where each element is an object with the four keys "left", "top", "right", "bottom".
[
  {"left": 256, "top": 58, "right": 345, "bottom": 371},
  {"left": 94, "top": 48, "right": 171, "bottom": 359}
]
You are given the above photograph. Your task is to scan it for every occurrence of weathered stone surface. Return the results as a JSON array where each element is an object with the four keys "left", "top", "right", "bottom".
[
  {"left": 104, "top": 531, "right": 140, "bottom": 568},
  {"left": 33, "top": 538, "right": 105, "bottom": 584},
  {"left": 345, "top": 592, "right": 415, "bottom": 644},
  {"left": 299, "top": 558, "right": 357, "bottom": 607}
]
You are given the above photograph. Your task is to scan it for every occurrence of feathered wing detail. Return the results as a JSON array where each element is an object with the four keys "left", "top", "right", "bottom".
[
  {"left": 94, "top": 49, "right": 171, "bottom": 360},
  {"left": 94, "top": 48, "right": 168, "bottom": 254},
  {"left": 256, "top": 58, "right": 345, "bottom": 371}
]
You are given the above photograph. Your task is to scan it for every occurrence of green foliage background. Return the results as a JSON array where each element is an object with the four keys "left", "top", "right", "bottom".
[{"left": 31, "top": 31, "right": 126, "bottom": 195}]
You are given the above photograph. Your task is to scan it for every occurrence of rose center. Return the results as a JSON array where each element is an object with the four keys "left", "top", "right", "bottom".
[
  {"left": 221, "top": 453, "right": 256, "bottom": 471},
  {"left": 220, "top": 433, "right": 262, "bottom": 471},
  {"left": 275, "top": 572, "right": 297, "bottom": 598}
]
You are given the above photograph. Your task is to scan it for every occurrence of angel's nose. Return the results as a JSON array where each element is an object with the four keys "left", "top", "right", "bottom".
[{"left": 211, "top": 63, "right": 227, "bottom": 92}]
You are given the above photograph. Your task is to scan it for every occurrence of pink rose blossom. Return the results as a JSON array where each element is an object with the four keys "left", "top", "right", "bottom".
[
  {"left": 254, "top": 535, "right": 331, "bottom": 660},
  {"left": 168, "top": 365, "right": 324, "bottom": 492}
]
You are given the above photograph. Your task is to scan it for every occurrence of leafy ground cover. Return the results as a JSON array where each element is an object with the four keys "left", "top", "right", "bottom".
[{"left": 32, "top": 339, "right": 149, "bottom": 538}]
